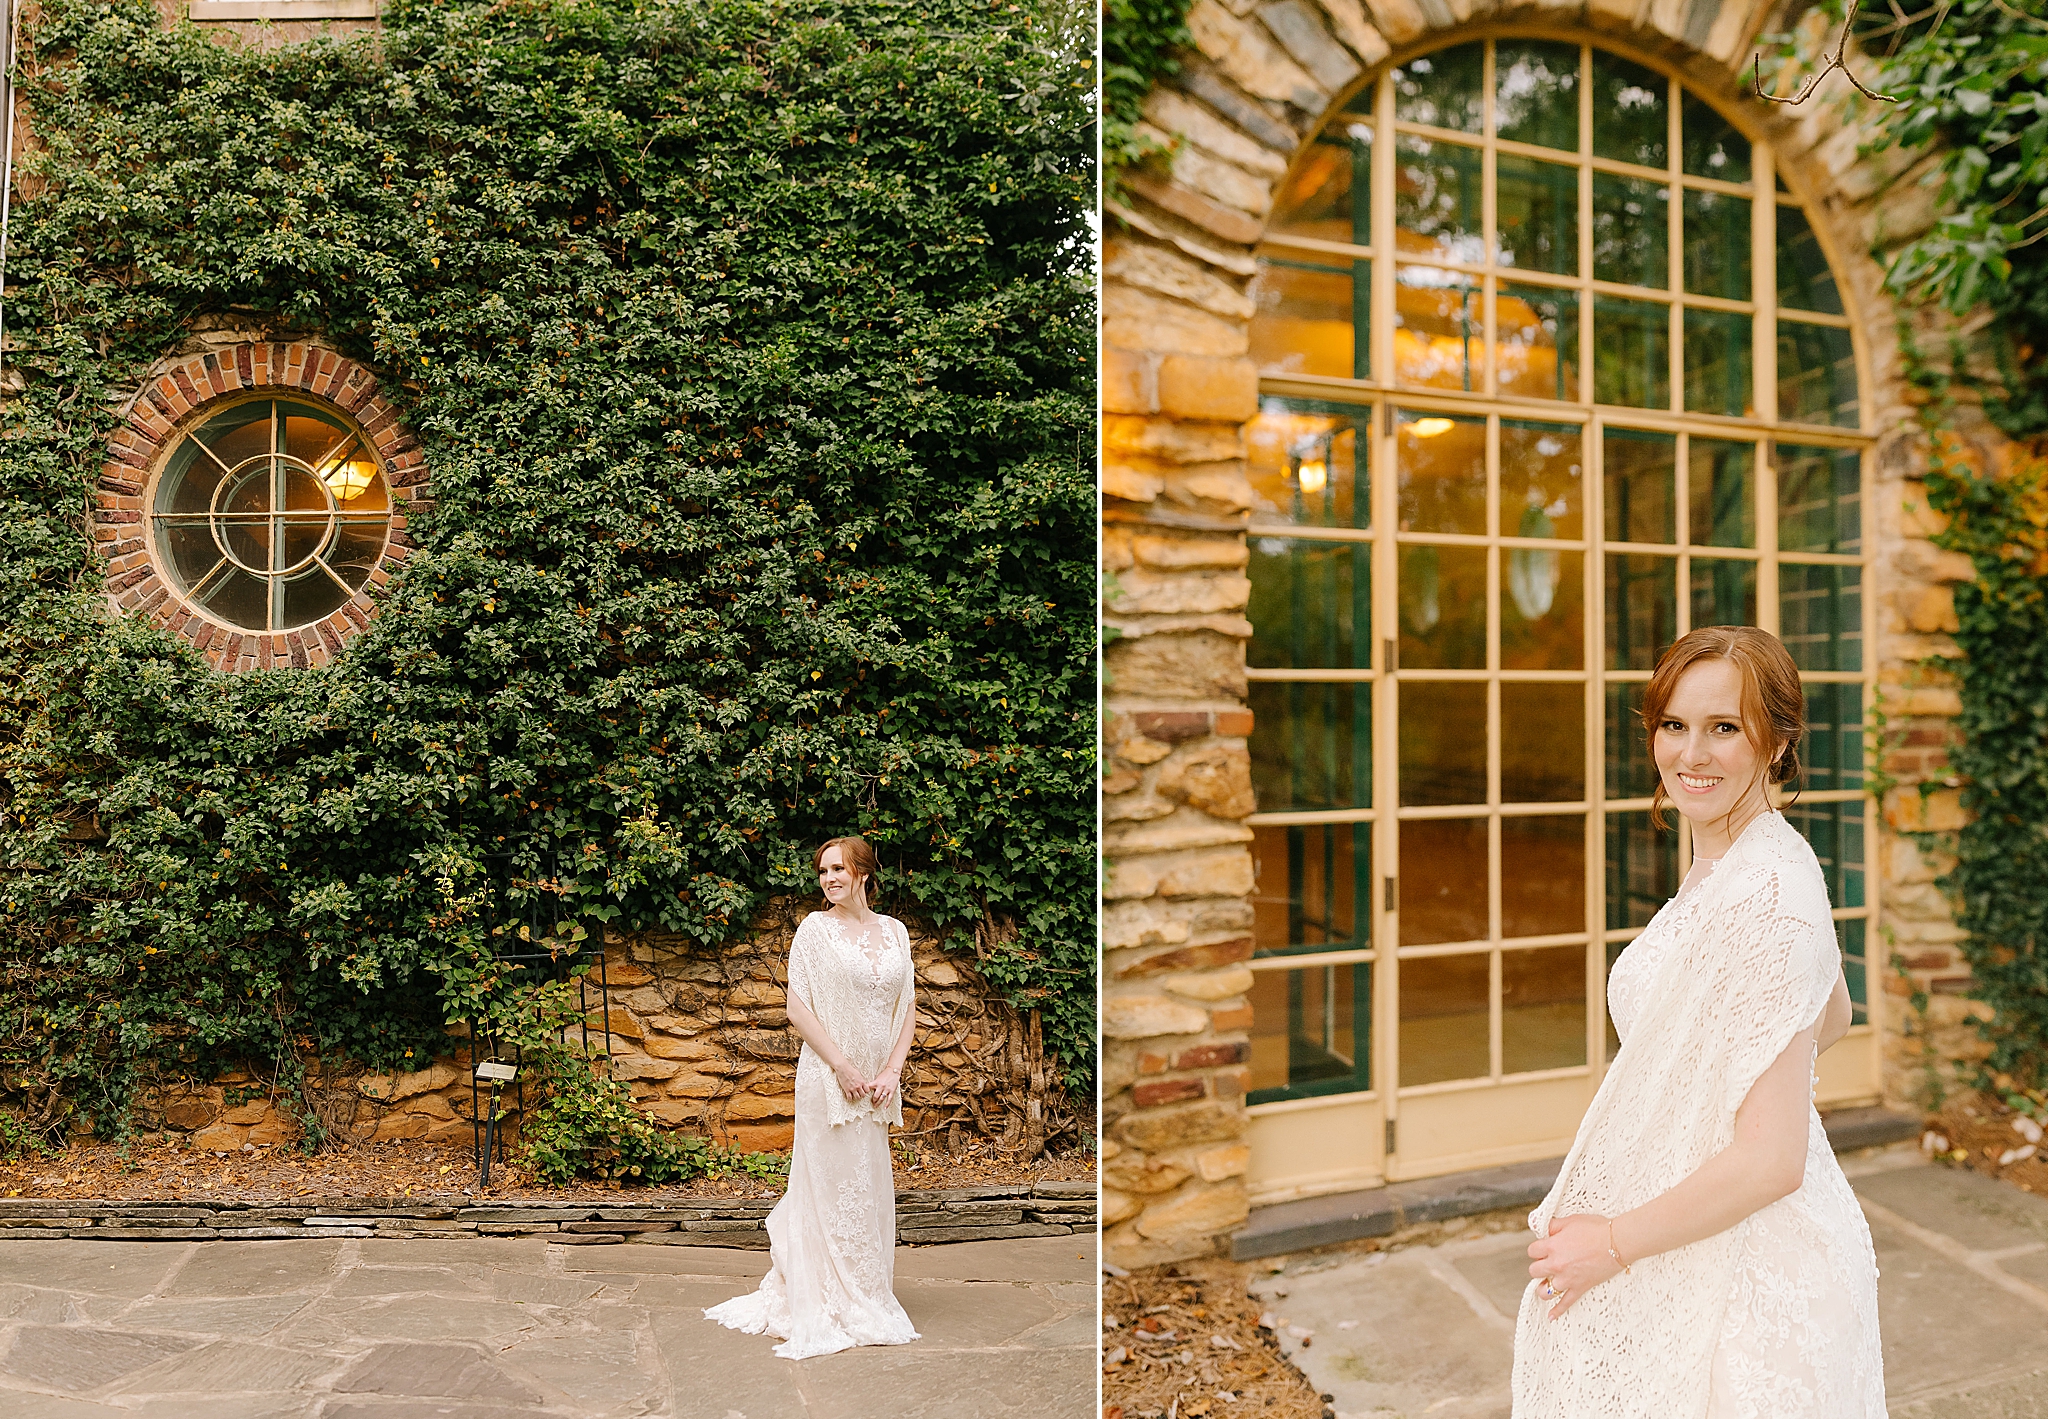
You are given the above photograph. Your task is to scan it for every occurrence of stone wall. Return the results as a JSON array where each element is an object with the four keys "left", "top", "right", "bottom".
[
  {"left": 1102, "top": 0, "right": 1995, "bottom": 1260},
  {"left": 129, "top": 898, "right": 1069, "bottom": 1159}
]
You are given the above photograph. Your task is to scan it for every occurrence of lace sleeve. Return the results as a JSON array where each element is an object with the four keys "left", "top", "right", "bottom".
[
  {"left": 1697, "top": 860, "right": 1839, "bottom": 1116},
  {"left": 787, "top": 912, "right": 823, "bottom": 1016}
]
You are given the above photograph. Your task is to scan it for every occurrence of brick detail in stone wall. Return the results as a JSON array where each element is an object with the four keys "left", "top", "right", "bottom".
[
  {"left": 94, "top": 338, "right": 424, "bottom": 672},
  {"left": 1105, "top": 0, "right": 1997, "bottom": 1254}
]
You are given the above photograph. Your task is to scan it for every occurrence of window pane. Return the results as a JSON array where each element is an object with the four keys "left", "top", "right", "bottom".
[
  {"left": 1683, "top": 307, "right": 1753, "bottom": 417},
  {"left": 1683, "top": 189, "right": 1751, "bottom": 299},
  {"left": 1779, "top": 320, "right": 1859, "bottom": 427},
  {"left": 1503, "top": 945, "right": 1588, "bottom": 1073},
  {"left": 1604, "top": 428, "right": 1676, "bottom": 544},
  {"left": 1400, "top": 680, "right": 1487, "bottom": 806},
  {"left": 1838, "top": 918, "right": 1868, "bottom": 1026},
  {"left": 1503, "top": 682, "right": 1586, "bottom": 803},
  {"left": 1785, "top": 798, "right": 1865, "bottom": 909},
  {"left": 1497, "top": 154, "right": 1579, "bottom": 275},
  {"left": 1269, "top": 133, "right": 1372, "bottom": 246},
  {"left": 1681, "top": 92, "right": 1750, "bottom": 183},
  {"left": 1776, "top": 443, "right": 1861, "bottom": 554},
  {"left": 1502, "top": 549, "right": 1584, "bottom": 670},
  {"left": 157, "top": 446, "right": 228, "bottom": 518},
  {"left": 1250, "top": 681, "right": 1370, "bottom": 811},
  {"left": 1592, "top": 174, "right": 1670, "bottom": 289},
  {"left": 1502, "top": 815, "right": 1586, "bottom": 938},
  {"left": 1252, "top": 823, "right": 1371, "bottom": 955},
  {"left": 1776, "top": 204, "right": 1843, "bottom": 314},
  {"left": 1399, "top": 544, "right": 1486, "bottom": 669},
  {"left": 1689, "top": 555, "right": 1758, "bottom": 630},
  {"left": 1396, "top": 409, "right": 1485, "bottom": 534},
  {"left": 1244, "top": 400, "right": 1370, "bottom": 530},
  {"left": 282, "top": 569, "right": 350, "bottom": 629},
  {"left": 1497, "top": 283, "right": 1579, "bottom": 401},
  {"left": 198, "top": 400, "right": 273, "bottom": 469},
  {"left": 1250, "top": 257, "right": 1368, "bottom": 381},
  {"left": 1604, "top": 683, "right": 1656, "bottom": 799},
  {"left": 1606, "top": 940, "right": 1627, "bottom": 1055},
  {"left": 1399, "top": 951, "right": 1490, "bottom": 1085},
  {"left": 1399, "top": 818, "right": 1488, "bottom": 946},
  {"left": 1395, "top": 267, "right": 1482, "bottom": 390},
  {"left": 1393, "top": 42, "right": 1483, "bottom": 132},
  {"left": 1604, "top": 553, "right": 1676, "bottom": 670},
  {"left": 1592, "top": 52, "right": 1667, "bottom": 168},
  {"left": 1247, "top": 540, "right": 1368, "bottom": 669},
  {"left": 162, "top": 522, "right": 225, "bottom": 589},
  {"left": 1594, "top": 297, "right": 1671, "bottom": 409},
  {"left": 1496, "top": 40, "right": 1580, "bottom": 151},
  {"left": 1804, "top": 681, "right": 1865, "bottom": 793},
  {"left": 1605, "top": 809, "right": 1678, "bottom": 930},
  {"left": 1396, "top": 135, "right": 1483, "bottom": 263},
  {"left": 1248, "top": 962, "right": 1370, "bottom": 1099},
  {"left": 330, "top": 521, "right": 386, "bottom": 585},
  {"left": 282, "top": 402, "right": 353, "bottom": 467},
  {"left": 1688, "top": 437, "right": 1756, "bottom": 548},
  {"left": 1779, "top": 563, "right": 1862, "bottom": 672},
  {"left": 1501, "top": 419, "right": 1584, "bottom": 541},
  {"left": 198, "top": 567, "right": 272, "bottom": 630}
]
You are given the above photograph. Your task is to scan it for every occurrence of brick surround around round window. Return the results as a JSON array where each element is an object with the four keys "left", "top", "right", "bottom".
[{"left": 95, "top": 340, "right": 426, "bottom": 672}]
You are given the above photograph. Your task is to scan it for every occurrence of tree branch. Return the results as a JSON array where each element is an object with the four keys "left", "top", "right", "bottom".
[{"left": 1754, "top": 8, "right": 1898, "bottom": 106}]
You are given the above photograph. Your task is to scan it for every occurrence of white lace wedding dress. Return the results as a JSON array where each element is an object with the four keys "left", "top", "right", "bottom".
[
  {"left": 704, "top": 911, "right": 920, "bottom": 1359},
  {"left": 1511, "top": 810, "right": 1884, "bottom": 1417}
]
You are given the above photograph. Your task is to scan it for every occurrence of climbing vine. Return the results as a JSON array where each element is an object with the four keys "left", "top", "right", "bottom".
[
  {"left": 1102, "top": 0, "right": 1193, "bottom": 185},
  {"left": 0, "top": 0, "right": 1098, "bottom": 1147}
]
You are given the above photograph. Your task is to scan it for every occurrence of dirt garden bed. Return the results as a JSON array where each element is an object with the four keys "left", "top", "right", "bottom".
[{"left": 1103, "top": 1258, "right": 1331, "bottom": 1419}]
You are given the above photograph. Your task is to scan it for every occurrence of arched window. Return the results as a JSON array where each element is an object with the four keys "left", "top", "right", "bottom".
[{"left": 1239, "top": 39, "right": 1871, "bottom": 1189}]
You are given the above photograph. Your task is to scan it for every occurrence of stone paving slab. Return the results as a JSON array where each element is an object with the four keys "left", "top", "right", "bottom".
[
  {"left": 1245, "top": 1153, "right": 2048, "bottom": 1418},
  {"left": 0, "top": 1229, "right": 1095, "bottom": 1417}
]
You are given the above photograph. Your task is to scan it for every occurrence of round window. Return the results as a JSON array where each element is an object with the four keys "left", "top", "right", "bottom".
[{"left": 149, "top": 397, "right": 392, "bottom": 633}]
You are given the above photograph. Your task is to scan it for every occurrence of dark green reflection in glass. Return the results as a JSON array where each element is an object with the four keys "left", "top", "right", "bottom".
[
  {"left": 1497, "top": 284, "right": 1579, "bottom": 401},
  {"left": 1777, "top": 444, "right": 1861, "bottom": 554},
  {"left": 1604, "top": 683, "right": 1656, "bottom": 799},
  {"left": 1689, "top": 555, "right": 1757, "bottom": 629},
  {"left": 1249, "top": 681, "right": 1371, "bottom": 812},
  {"left": 1681, "top": 92, "right": 1750, "bottom": 183},
  {"left": 1595, "top": 297, "right": 1671, "bottom": 409},
  {"left": 1252, "top": 823, "right": 1371, "bottom": 955},
  {"left": 1684, "top": 307, "right": 1752, "bottom": 416},
  {"left": 1504, "top": 945, "right": 1589, "bottom": 1073},
  {"left": 1779, "top": 563, "right": 1861, "bottom": 672},
  {"left": 1397, "top": 410, "right": 1485, "bottom": 533},
  {"left": 1501, "top": 420, "right": 1583, "bottom": 540},
  {"left": 1592, "top": 52, "right": 1667, "bottom": 168},
  {"left": 1400, "top": 679, "right": 1486, "bottom": 805},
  {"left": 1683, "top": 189, "right": 1751, "bottom": 299},
  {"left": 1495, "top": 40, "right": 1580, "bottom": 151},
  {"left": 1779, "top": 321, "right": 1859, "bottom": 428},
  {"left": 1397, "top": 136, "right": 1484, "bottom": 264},
  {"left": 1786, "top": 799, "right": 1865, "bottom": 908},
  {"left": 1838, "top": 918, "right": 1868, "bottom": 1025},
  {"left": 1605, "top": 810, "right": 1678, "bottom": 930},
  {"left": 1399, "top": 543, "right": 1487, "bottom": 669},
  {"left": 1246, "top": 961, "right": 1371, "bottom": 1101},
  {"left": 1593, "top": 174, "right": 1669, "bottom": 289},
  {"left": 1689, "top": 438, "right": 1756, "bottom": 547},
  {"left": 1776, "top": 205, "right": 1843, "bottom": 314},
  {"left": 1398, "top": 950, "right": 1490, "bottom": 1082},
  {"left": 1497, "top": 154, "right": 1579, "bottom": 274},
  {"left": 1502, "top": 817, "right": 1586, "bottom": 938},
  {"left": 1243, "top": 398, "right": 1369, "bottom": 530},
  {"left": 1803, "top": 681, "right": 1864, "bottom": 793},
  {"left": 1246, "top": 540, "right": 1368, "bottom": 669},
  {"left": 1504, "top": 681, "right": 1586, "bottom": 803},
  {"left": 1393, "top": 42, "right": 1484, "bottom": 132},
  {"left": 1604, "top": 428, "right": 1676, "bottom": 544},
  {"left": 1605, "top": 553, "right": 1676, "bottom": 670},
  {"left": 1503, "top": 549, "right": 1584, "bottom": 670},
  {"left": 1605, "top": 940, "right": 1626, "bottom": 1055}
]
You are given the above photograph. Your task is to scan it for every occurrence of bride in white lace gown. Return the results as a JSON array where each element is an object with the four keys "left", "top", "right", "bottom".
[
  {"left": 704, "top": 835, "right": 920, "bottom": 1359},
  {"left": 1512, "top": 628, "right": 1884, "bottom": 1418}
]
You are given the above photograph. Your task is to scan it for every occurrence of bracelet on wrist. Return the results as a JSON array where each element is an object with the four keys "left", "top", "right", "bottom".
[{"left": 1607, "top": 1218, "right": 1633, "bottom": 1275}]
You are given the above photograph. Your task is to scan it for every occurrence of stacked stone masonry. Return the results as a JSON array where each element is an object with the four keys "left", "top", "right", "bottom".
[
  {"left": 1103, "top": 0, "right": 2000, "bottom": 1263},
  {"left": 96, "top": 336, "right": 426, "bottom": 672},
  {"left": 126, "top": 898, "right": 1063, "bottom": 1159}
]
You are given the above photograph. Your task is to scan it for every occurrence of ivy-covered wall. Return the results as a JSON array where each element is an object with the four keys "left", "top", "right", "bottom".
[{"left": 0, "top": 0, "right": 1096, "bottom": 1141}]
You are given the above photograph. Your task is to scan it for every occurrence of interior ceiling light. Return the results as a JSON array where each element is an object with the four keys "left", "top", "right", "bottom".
[
  {"left": 1410, "top": 418, "right": 1456, "bottom": 438},
  {"left": 1297, "top": 458, "right": 1329, "bottom": 493}
]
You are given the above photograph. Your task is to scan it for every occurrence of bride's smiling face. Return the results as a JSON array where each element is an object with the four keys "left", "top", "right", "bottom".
[
  {"left": 817, "top": 845, "right": 867, "bottom": 908},
  {"left": 1653, "top": 657, "right": 1776, "bottom": 831}
]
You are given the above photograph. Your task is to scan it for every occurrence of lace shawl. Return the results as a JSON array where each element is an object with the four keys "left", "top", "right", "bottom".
[
  {"left": 787, "top": 911, "right": 915, "bottom": 1130},
  {"left": 1511, "top": 811, "right": 1840, "bottom": 1418}
]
